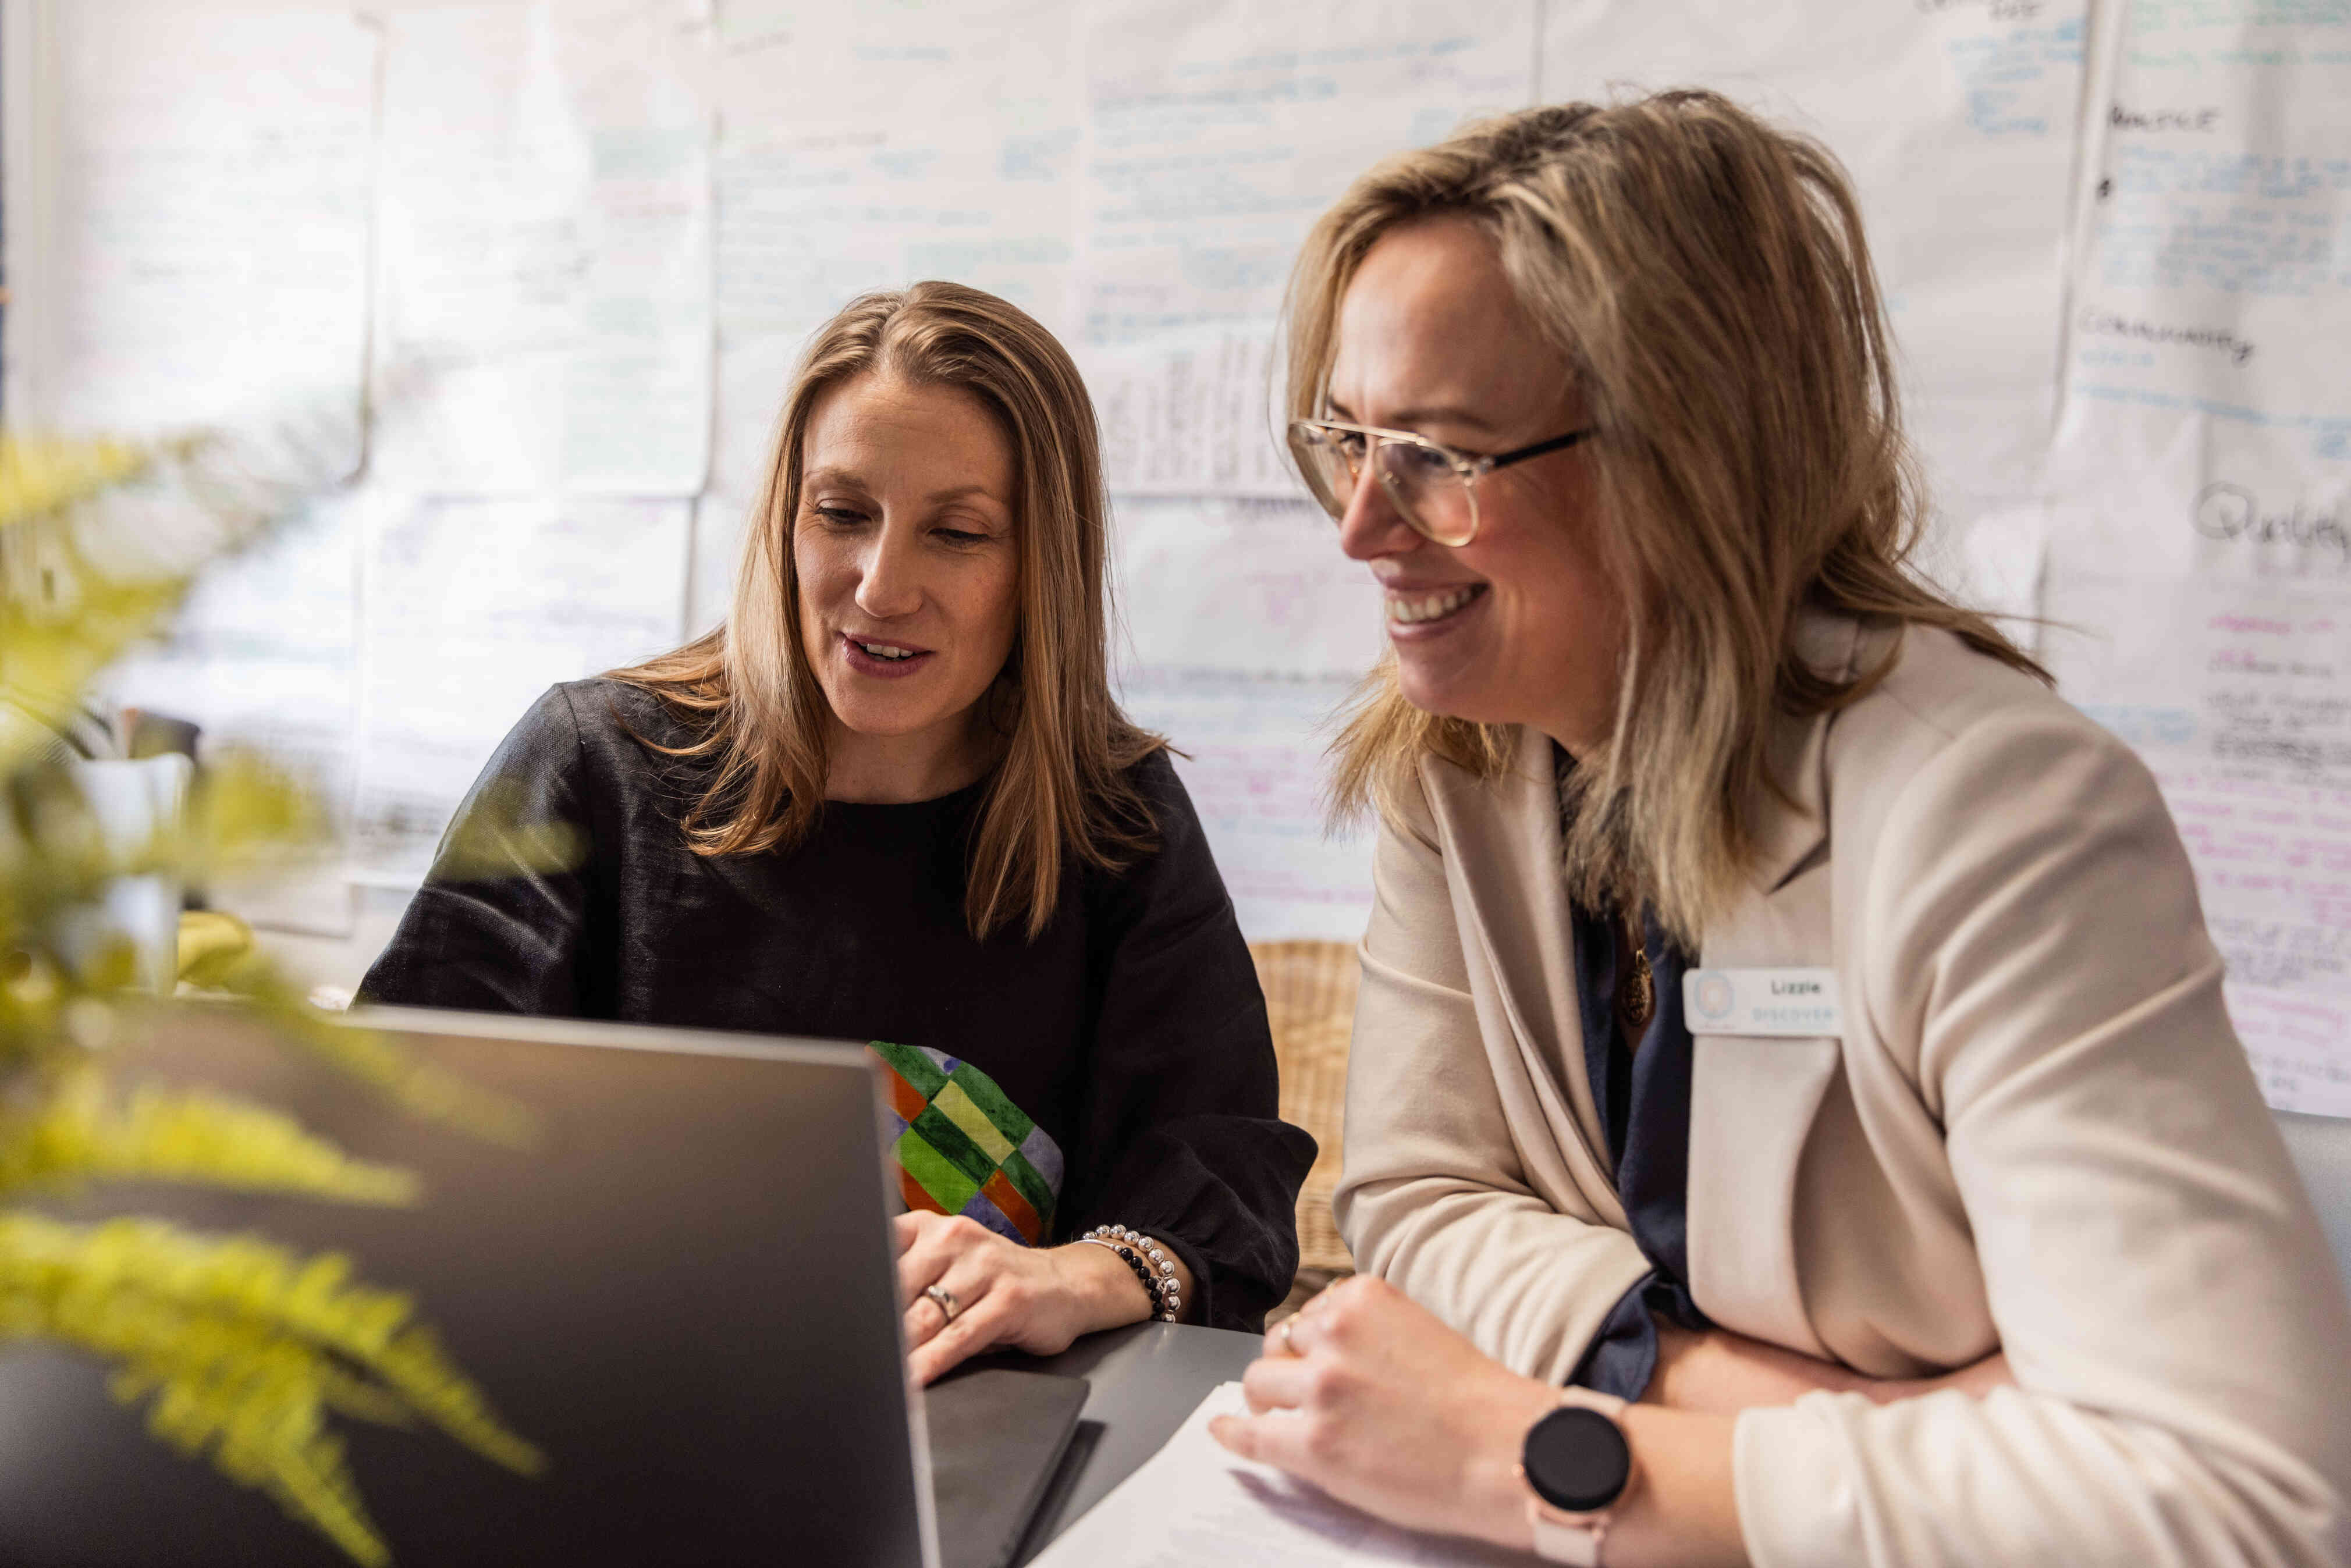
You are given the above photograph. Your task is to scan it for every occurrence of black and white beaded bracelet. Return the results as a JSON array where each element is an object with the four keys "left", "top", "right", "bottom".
[{"left": 1077, "top": 1224, "right": 1181, "bottom": 1322}]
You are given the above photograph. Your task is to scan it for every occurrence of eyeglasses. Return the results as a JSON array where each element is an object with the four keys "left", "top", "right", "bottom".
[{"left": 1286, "top": 418, "right": 1599, "bottom": 547}]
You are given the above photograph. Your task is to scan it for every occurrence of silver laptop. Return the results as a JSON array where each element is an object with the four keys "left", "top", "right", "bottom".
[{"left": 0, "top": 1005, "right": 1078, "bottom": 1566}]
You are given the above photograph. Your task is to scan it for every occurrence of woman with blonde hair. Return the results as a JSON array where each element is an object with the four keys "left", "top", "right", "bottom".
[
  {"left": 361, "top": 282, "right": 1313, "bottom": 1374},
  {"left": 1210, "top": 93, "right": 2350, "bottom": 1565}
]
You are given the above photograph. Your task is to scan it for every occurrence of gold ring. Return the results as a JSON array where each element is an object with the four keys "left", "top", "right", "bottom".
[{"left": 924, "top": 1283, "right": 959, "bottom": 1323}]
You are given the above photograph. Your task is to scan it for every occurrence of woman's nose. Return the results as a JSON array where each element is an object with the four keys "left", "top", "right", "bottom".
[
  {"left": 853, "top": 527, "right": 924, "bottom": 618},
  {"left": 1334, "top": 470, "right": 1420, "bottom": 562}
]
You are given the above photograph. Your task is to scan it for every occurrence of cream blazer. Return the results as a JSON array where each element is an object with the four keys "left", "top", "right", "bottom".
[{"left": 1335, "top": 619, "right": 2351, "bottom": 1568}]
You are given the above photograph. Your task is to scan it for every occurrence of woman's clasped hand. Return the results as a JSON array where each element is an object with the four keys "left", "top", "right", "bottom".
[
  {"left": 1213, "top": 1278, "right": 2020, "bottom": 1566},
  {"left": 894, "top": 1211, "right": 1195, "bottom": 1386},
  {"left": 1213, "top": 1278, "right": 1584, "bottom": 1552}
]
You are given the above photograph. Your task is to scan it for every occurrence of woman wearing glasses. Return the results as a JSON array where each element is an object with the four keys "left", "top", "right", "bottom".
[
  {"left": 361, "top": 283, "right": 1313, "bottom": 1380},
  {"left": 1210, "top": 94, "right": 2350, "bottom": 1567}
]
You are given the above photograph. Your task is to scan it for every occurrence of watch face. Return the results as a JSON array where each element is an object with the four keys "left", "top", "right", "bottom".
[{"left": 1522, "top": 1406, "right": 1631, "bottom": 1514}]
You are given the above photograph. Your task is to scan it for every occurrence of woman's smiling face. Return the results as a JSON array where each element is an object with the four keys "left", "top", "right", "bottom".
[
  {"left": 794, "top": 373, "right": 1021, "bottom": 791},
  {"left": 1326, "top": 215, "right": 1626, "bottom": 756}
]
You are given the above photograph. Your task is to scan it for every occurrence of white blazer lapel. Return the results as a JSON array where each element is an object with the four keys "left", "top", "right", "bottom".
[
  {"left": 1429, "top": 737, "right": 1628, "bottom": 1230},
  {"left": 1686, "top": 694, "right": 1842, "bottom": 1356}
]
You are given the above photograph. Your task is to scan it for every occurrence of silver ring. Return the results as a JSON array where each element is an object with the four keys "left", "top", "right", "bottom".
[
  {"left": 923, "top": 1283, "right": 959, "bottom": 1323},
  {"left": 1278, "top": 1316, "right": 1297, "bottom": 1354}
]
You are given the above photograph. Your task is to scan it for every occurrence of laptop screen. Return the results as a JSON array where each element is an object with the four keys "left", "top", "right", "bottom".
[{"left": 0, "top": 1005, "right": 936, "bottom": 1567}]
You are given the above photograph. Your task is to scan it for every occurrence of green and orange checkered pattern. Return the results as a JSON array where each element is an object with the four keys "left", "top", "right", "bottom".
[{"left": 870, "top": 1040, "right": 1064, "bottom": 1246}]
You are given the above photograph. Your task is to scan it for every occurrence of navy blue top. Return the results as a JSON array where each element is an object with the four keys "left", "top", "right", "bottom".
[{"left": 1561, "top": 768, "right": 1711, "bottom": 1399}]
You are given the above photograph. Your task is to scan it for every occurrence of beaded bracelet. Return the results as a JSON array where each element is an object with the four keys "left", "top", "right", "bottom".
[{"left": 1078, "top": 1224, "right": 1181, "bottom": 1322}]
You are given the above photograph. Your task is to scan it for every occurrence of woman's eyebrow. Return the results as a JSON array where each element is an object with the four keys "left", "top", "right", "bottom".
[
  {"left": 1326, "top": 398, "right": 1501, "bottom": 435},
  {"left": 801, "top": 468, "right": 1004, "bottom": 510}
]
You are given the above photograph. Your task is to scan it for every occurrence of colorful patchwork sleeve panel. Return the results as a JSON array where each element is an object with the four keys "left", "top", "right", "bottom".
[{"left": 870, "top": 1040, "right": 1064, "bottom": 1246}]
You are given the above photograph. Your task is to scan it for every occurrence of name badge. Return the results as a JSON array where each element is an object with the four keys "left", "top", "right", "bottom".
[{"left": 1682, "top": 968, "right": 1842, "bottom": 1037}]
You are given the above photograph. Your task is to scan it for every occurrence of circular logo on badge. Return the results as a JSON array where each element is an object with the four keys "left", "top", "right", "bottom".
[{"left": 1693, "top": 973, "right": 1734, "bottom": 1022}]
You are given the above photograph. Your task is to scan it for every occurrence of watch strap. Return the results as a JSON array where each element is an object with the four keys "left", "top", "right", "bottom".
[
  {"left": 1522, "top": 1387, "right": 1632, "bottom": 1566},
  {"left": 1556, "top": 1386, "right": 1628, "bottom": 1421},
  {"left": 1530, "top": 1510, "right": 1609, "bottom": 1566}
]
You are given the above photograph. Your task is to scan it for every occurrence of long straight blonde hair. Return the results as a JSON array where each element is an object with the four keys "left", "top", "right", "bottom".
[
  {"left": 613, "top": 282, "right": 1163, "bottom": 941},
  {"left": 1294, "top": 92, "right": 2044, "bottom": 946}
]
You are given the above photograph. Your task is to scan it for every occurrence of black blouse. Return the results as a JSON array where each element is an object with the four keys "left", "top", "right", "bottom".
[{"left": 358, "top": 680, "right": 1315, "bottom": 1331}]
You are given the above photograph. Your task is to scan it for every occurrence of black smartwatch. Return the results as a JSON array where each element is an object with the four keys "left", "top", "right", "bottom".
[{"left": 1518, "top": 1389, "right": 1635, "bottom": 1566}]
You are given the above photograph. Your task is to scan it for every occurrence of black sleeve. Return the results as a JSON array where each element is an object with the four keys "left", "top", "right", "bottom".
[
  {"left": 1062, "top": 752, "right": 1317, "bottom": 1332},
  {"left": 356, "top": 684, "right": 606, "bottom": 1017}
]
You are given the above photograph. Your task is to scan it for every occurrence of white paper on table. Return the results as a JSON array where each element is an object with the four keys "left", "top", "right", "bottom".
[
  {"left": 1539, "top": 0, "right": 2087, "bottom": 574},
  {"left": 41, "top": 3, "right": 377, "bottom": 471},
  {"left": 1117, "top": 669, "right": 1372, "bottom": 941},
  {"left": 1114, "top": 497, "right": 1384, "bottom": 678},
  {"left": 708, "top": 0, "right": 1082, "bottom": 502},
  {"left": 352, "top": 493, "right": 690, "bottom": 882},
  {"left": 1031, "top": 1382, "right": 1528, "bottom": 1566},
  {"left": 371, "top": 1, "right": 715, "bottom": 496},
  {"left": 1076, "top": 1, "right": 1539, "bottom": 497},
  {"left": 2045, "top": 571, "right": 2351, "bottom": 1118}
]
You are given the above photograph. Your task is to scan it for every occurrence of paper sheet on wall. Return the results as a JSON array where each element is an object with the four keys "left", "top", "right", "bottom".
[
  {"left": 2045, "top": 0, "right": 2349, "bottom": 582},
  {"left": 707, "top": 0, "right": 1082, "bottom": 503},
  {"left": 371, "top": 1, "right": 714, "bottom": 495},
  {"left": 45, "top": 3, "right": 376, "bottom": 471},
  {"left": 353, "top": 493, "right": 689, "bottom": 881},
  {"left": 688, "top": 489, "right": 753, "bottom": 636},
  {"left": 1076, "top": 1, "right": 1539, "bottom": 497},
  {"left": 1539, "top": 0, "right": 2088, "bottom": 592},
  {"left": 1114, "top": 497, "right": 1384, "bottom": 677},
  {"left": 1030, "top": 1382, "right": 1525, "bottom": 1567},
  {"left": 1117, "top": 668, "right": 1372, "bottom": 941},
  {"left": 103, "top": 495, "right": 359, "bottom": 803},
  {"left": 2045, "top": 573, "right": 2351, "bottom": 1117},
  {"left": 101, "top": 492, "right": 365, "bottom": 936},
  {"left": 2044, "top": 0, "right": 2351, "bottom": 1116}
]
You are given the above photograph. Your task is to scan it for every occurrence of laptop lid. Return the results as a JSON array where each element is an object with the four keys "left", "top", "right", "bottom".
[{"left": 0, "top": 1004, "right": 942, "bottom": 1567}]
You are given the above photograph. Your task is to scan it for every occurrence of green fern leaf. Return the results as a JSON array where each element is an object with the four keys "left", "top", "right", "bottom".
[
  {"left": 0, "top": 1213, "right": 545, "bottom": 1566},
  {"left": 0, "top": 1070, "right": 420, "bottom": 1204}
]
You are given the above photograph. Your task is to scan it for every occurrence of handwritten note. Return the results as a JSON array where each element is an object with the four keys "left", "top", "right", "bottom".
[
  {"left": 103, "top": 492, "right": 360, "bottom": 801},
  {"left": 2048, "top": 573, "right": 2351, "bottom": 1117},
  {"left": 353, "top": 493, "right": 688, "bottom": 881},
  {"left": 1116, "top": 496, "right": 1383, "bottom": 675},
  {"left": 1118, "top": 667, "right": 1372, "bottom": 940},
  {"left": 708, "top": 1, "right": 1081, "bottom": 501},
  {"left": 44, "top": 3, "right": 376, "bottom": 470},
  {"left": 2046, "top": 0, "right": 2350, "bottom": 579},
  {"left": 2039, "top": 0, "right": 2351, "bottom": 1116},
  {"left": 1540, "top": 0, "right": 2087, "bottom": 596},
  {"left": 370, "top": 1, "right": 715, "bottom": 495},
  {"left": 1077, "top": 2, "right": 1539, "bottom": 496}
]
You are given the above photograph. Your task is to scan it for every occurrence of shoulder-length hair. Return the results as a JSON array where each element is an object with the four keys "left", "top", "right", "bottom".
[
  {"left": 612, "top": 282, "right": 1164, "bottom": 941},
  {"left": 1292, "top": 90, "right": 2045, "bottom": 947}
]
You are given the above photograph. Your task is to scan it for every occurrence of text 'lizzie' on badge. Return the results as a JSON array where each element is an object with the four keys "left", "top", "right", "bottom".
[{"left": 1682, "top": 968, "right": 1844, "bottom": 1038}]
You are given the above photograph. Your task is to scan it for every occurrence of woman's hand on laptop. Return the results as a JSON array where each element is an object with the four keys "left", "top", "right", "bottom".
[{"left": 895, "top": 1211, "right": 1192, "bottom": 1385}]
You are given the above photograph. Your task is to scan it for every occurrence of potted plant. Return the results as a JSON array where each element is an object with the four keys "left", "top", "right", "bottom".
[{"left": 0, "top": 433, "right": 547, "bottom": 1566}]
